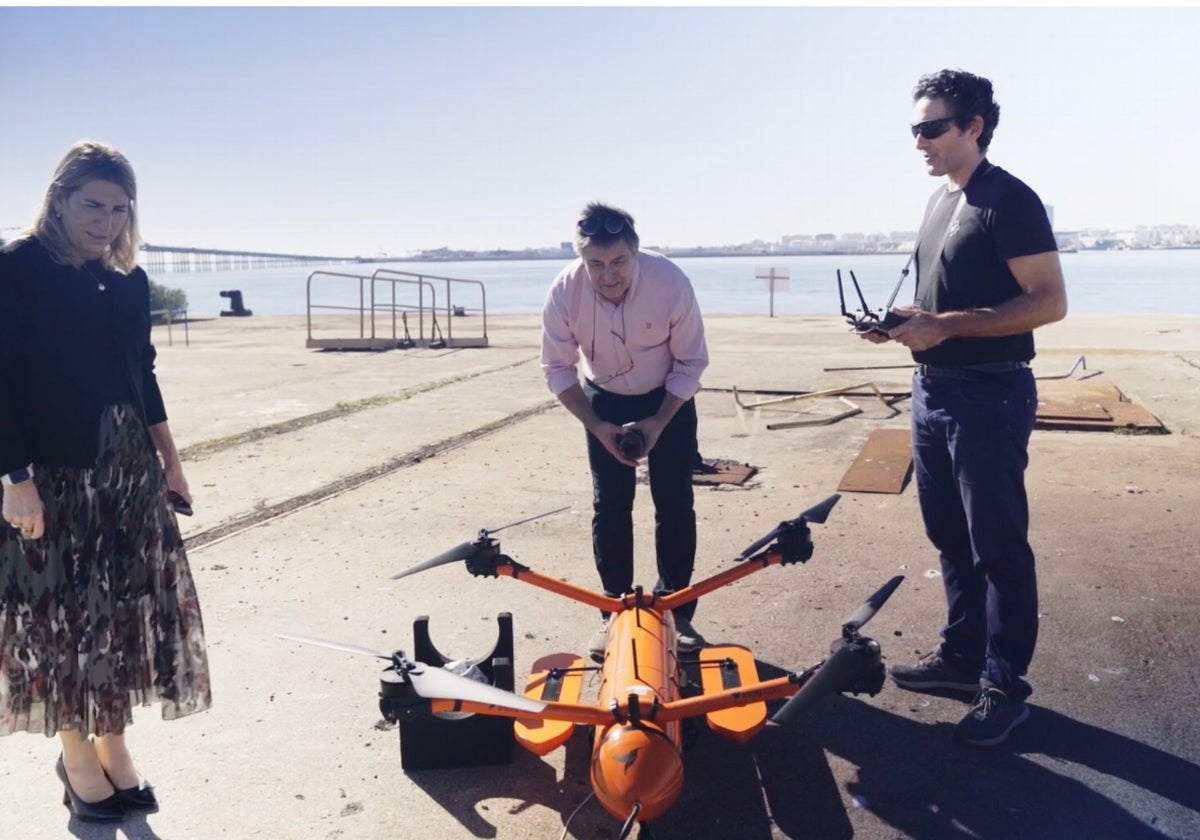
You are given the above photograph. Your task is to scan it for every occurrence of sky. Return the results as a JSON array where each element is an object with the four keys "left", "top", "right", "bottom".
[{"left": 2, "top": 6, "right": 1199, "bottom": 257}]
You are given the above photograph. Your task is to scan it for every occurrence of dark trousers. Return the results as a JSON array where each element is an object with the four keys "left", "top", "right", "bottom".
[
  {"left": 911, "top": 369, "right": 1039, "bottom": 700},
  {"left": 582, "top": 381, "right": 698, "bottom": 620}
]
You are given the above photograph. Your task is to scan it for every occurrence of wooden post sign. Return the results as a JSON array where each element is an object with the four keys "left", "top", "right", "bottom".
[{"left": 755, "top": 267, "right": 790, "bottom": 317}]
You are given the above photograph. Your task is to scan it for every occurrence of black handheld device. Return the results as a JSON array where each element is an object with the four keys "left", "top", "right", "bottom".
[
  {"left": 168, "top": 491, "right": 193, "bottom": 517},
  {"left": 837, "top": 269, "right": 912, "bottom": 334},
  {"left": 617, "top": 428, "right": 645, "bottom": 460}
]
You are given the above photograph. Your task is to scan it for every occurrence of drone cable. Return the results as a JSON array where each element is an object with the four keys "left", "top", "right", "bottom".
[{"left": 558, "top": 790, "right": 595, "bottom": 840}]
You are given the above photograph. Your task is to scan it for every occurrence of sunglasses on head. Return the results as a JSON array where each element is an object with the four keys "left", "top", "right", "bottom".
[
  {"left": 578, "top": 213, "right": 632, "bottom": 237},
  {"left": 910, "top": 116, "right": 956, "bottom": 140}
]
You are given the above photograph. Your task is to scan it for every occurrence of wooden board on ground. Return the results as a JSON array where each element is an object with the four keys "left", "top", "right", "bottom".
[
  {"left": 837, "top": 428, "right": 912, "bottom": 494},
  {"left": 1036, "top": 378, "right": 1165, "bottom": 432},
  {"left": 693, "top": 458, "right": 758, "bottom": 486}
]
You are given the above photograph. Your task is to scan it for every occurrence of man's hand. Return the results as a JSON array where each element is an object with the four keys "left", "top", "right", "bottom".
[
  {"left": 887, "top": 306, "right": 948, "bottom": 352},
  {"left": 857, "top": 327, "right": 892, "bottom": 344},
  {"left": 593, "top": 421, "right": 640, "bottom": 467}
]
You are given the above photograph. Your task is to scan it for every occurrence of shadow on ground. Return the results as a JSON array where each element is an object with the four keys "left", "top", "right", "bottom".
[{"left": 394, "top": 658, "right": 1200, "bottom": 840}]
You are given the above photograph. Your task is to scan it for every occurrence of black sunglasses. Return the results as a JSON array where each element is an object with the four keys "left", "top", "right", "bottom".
[
  {"left": 910, "top": 117, "right": 956, "bottom": 140},
  {"left": 578, "top": 213, "right": 633, "bottom": 237}
]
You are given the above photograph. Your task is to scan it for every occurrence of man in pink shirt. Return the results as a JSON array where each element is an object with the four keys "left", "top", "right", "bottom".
[{"left": 541, "top": 203, "right": 710, "bottom": 663}]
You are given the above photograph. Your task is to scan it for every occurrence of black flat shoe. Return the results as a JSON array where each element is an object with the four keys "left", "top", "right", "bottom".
[{"left": 55, "top": 755, "right": 126, "bottom": 822}]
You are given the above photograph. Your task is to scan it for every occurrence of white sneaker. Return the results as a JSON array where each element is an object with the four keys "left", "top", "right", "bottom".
[
  {"left": 587, "top": 618, "right": 610, "bottom": 664},
  {"left": 674, "top": 616, "right": 706, "bottom": 653}
]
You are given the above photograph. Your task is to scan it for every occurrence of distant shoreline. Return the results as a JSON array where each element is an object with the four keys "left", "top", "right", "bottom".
[{"left": 387, "top": 244, "right": 1200, "bottom": 263}]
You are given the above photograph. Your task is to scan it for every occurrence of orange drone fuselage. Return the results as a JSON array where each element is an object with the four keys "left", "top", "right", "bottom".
[{"left": 589, "top": 606, "right": 685, "bottom": 821}]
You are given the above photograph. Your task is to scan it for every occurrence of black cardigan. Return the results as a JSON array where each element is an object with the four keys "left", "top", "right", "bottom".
[{"left": 0, "top": 237, "right": 168, "bottom": 473}]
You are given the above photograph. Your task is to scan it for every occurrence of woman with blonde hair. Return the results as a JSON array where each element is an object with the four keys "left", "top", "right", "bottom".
[{"left": 0, "top": 140, "right": 211, "bottom": 821}]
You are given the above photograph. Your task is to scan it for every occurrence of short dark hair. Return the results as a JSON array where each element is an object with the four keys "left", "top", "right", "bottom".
[
  {"left": 574, "top": 202, "right": 639, "bottom": 253},
  {"left": 913, "top": 69, "right": 1001, "bottom": 153}
]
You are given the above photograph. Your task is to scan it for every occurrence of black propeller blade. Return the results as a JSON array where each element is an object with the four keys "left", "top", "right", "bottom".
[
  {"left": 732, "top": 494, "right": 841, "bottom": 561},
  {"left": 841, "top": 575, "right": 905, "bottom": 633},
  {"left": 390, "top": 507, "right": 568, "bottom": 580},
  {"left": 769, "top": 574, "right": 905, "bottom": 725},
  {"left": 390, "top": 540, "right": 479, "bottom": 580},
  {"left": 486, "top": 506, "right": 570, "bottom": 534},
  {"left": 771, "top": 643, "right": 863, "bottom": 725},
  {"left": 799, "top": 494, "right": 841, "bottom": 525}
]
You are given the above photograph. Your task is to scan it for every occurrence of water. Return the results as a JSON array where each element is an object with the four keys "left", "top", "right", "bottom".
[{"left": 152, "top": 249, "right": 1200, "bottom": 317}]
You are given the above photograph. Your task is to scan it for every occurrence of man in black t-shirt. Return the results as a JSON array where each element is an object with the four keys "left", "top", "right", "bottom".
[{"left": 863, "top": 69, "right": 1067, "bottom": 747}]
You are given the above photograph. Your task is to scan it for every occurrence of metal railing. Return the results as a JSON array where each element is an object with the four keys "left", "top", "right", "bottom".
[
  {"left": 371, "top": 268, "right": 488, "bottom": 347},
  {"left": 305, "top": 269, "right": 487, "bottom": 350}
]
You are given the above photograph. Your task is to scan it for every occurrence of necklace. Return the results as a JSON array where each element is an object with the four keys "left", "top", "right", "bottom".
[{"left": 81, "top": 262, "right": 107, "bottom": 292}]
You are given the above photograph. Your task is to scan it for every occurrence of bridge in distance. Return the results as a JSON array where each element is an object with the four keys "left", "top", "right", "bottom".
[{"left": 140, "top": 243, "right": 393, "bottom": 272}]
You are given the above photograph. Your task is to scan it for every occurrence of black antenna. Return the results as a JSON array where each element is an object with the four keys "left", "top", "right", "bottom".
[
  {"left": 836, "top": 269, "right": 851, "bottom": 319},
  {"left": 848, "top": 271, "right": 878, "bottom": 321}
]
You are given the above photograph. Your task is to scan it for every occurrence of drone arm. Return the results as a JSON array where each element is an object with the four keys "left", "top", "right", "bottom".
[
  {"left": 426, "top": 697, "right": 613, "bottom": 727},
  {"left": 654, "top": 673, "right": 809, "bottom": 723},
  {"left": 656, "top": 548, "right": 791, "bottom": 613},
  {"left": 494, "top": 562, "right": 622, "bottom": 612}
]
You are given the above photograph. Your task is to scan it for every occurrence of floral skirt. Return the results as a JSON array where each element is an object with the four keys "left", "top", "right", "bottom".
[{"left": 0, "top": 404, "right": 212, "bottom": 737}]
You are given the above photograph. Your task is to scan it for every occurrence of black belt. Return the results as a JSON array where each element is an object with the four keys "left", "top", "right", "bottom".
[{"left": 915, "top": 361, "right": 1030, "bottom": 380}]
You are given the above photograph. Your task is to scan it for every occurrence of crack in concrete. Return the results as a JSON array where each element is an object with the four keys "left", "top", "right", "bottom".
[
  {"left": 183, "top": 399, "right": 559, "bottom": 552},
  {"left": 179, "top": 356, "right": 539, "bottom": 461}
]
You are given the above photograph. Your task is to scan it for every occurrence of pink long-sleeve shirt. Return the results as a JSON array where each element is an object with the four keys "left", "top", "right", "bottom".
[{"left": 541, "top": 249, "right": 709, "bottom": 400}]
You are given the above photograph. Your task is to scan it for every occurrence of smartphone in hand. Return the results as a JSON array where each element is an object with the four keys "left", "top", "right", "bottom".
[{"left": 168, "top": 491, "right": 193, "bottom": 516}]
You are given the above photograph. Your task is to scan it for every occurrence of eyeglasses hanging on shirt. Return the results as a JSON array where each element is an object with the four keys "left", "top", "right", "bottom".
[{"left": 590, "top": 294, "right": 635, "bottom": 385}]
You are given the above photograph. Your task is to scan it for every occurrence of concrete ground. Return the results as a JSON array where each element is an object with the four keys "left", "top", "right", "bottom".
[{"left": 2, "top": 311, "right": 1198, "bottom": 840}]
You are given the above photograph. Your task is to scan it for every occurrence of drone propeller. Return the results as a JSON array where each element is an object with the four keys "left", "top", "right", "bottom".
[
  {"left": 771, "top": 643, "right": 862, "bottom": 725},
  {"left": 276, "top": 632, "right": 391, "bottom": 660},
  {"left": 390, "top": 540, "right": 480, "bottom": 580},
  {"left": 769, "top": 574, "right": 905, "bottom": 725},
  {"left": 732, "top": 494, "right": 841, "bottom": 562},
  {"left": 487, "top": 505, "right": 570, "bottom": 534},
  {"left": 403, "top": 662, "right": 546, "bottom": 714},
  {"left": 275, "top": 632, "right": 546, "bottom": 715},
  {"left": 390, "top": 507, "right": 569, "bottom": 581},
  {"left": 798, "top": 494, "right": 841, "bottom": 525},
  {"left": 840, "top": 574, "right": 905, "bottom": 633}
]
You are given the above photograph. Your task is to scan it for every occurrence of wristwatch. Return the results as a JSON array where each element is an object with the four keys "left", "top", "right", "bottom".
[{"left": 1, "top": 465, "right": 34, "bottom": 486}]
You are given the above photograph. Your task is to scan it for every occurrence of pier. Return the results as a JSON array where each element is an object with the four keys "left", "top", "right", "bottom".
[{"left": 140, "top": 243, "right": 359, "bottom": 273}]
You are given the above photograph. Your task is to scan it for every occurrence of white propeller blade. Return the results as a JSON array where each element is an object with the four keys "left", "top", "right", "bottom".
[
  {"left": 405, "top": 662, "right": 547, "bottom": 714},
  {"left": 276, "top": 632, "right": 391, "bottom": 660},
  {"left": 276, "top": 632, "right": 546, "bottom": 715}
]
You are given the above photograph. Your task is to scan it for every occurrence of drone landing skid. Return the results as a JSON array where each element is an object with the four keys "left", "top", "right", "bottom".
[
  {"left": 515, "top": 652, "right": 588, "bottom": 755},
  {"left": 697, "top": 645, "right": 767, "bottom": 744}
]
